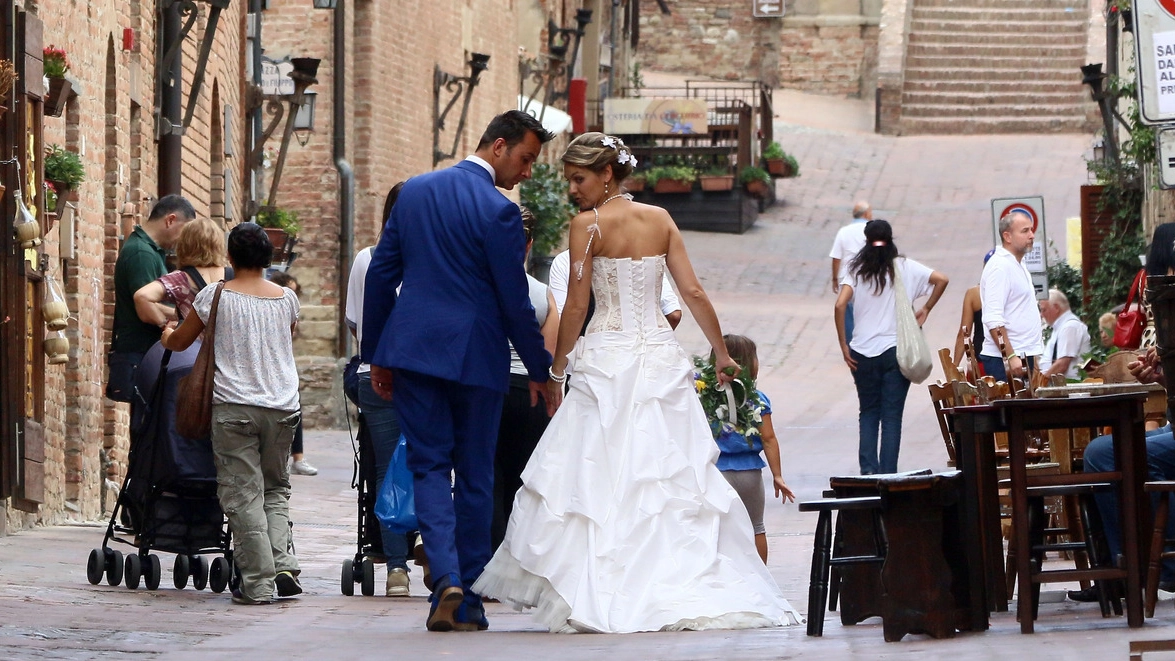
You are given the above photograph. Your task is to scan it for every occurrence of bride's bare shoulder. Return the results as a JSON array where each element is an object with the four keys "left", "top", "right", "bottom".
[{"left": 630, "top": 201, "right": 673, "bottom": 222}]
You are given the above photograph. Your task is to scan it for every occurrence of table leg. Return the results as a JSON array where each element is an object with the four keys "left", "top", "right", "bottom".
[{"left": 1010, "top": 416, "right": 1035, "bottom": 633}]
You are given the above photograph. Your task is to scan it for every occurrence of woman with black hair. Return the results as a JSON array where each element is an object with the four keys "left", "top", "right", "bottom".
[
  {"left": 834, "top": 220, "right": 948, "bottom": 475},
  {"left": 162, "top": 222, "right": 303, "bottom": 605}
]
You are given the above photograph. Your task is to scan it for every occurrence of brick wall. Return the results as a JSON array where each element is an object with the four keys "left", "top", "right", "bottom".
[
  {"left": 5, "top": 0, "right": 246, "bottom": 532},
  {"left": 637, "top": 1, "right": 782, "bottom": 87}
]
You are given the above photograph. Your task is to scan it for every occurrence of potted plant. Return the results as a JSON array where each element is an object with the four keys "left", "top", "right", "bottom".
[
  {"left": 647, "top": 165, "right": 697, "bottom": 194},
  {"left": 699, "top": 165, "right": 735, "bottom": 192},
  {"left": 44, "top": 144, "right": 84, "bottom": 196},
  {"left": 624, "top": 171, "right": 646, "bottom": 193},
  {"left": 43, "top": 45, "right": 71, "bottom": 117},
  {"left": 762, "top": 142, "right": 799, "bottom": 178},
  {"left": 519, "top": 163, "right": 576, "bottom": 280},
  {"left": 255, "top": 205, "right": 301, "bottom": 263},
  {"left": 739, "top": 166, "right": 772, "bottom": 199}
]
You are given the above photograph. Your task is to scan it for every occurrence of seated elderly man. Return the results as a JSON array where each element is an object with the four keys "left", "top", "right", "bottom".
[
  {"left": 1038, "top": 289, "right": 1090, "bottom": 381},
  {"left": 1074, "top": 347, "right": 1175, "bottom": 602}
]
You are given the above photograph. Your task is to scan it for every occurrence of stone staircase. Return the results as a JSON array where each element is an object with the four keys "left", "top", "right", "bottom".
[{"left": 899, "top": 0, "right": 1096, "bottom": 134}]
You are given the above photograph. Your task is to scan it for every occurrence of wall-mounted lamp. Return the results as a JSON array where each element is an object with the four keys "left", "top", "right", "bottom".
[
  {"left": 519, "top": 10, "right": 592, "bottom": 124},
  {"left": 293, "top": 90, "right": 317, "bottom": 146},
  {"left": 245, "top": 57, "right": 320, "bottom": 216},
  {"left": 547, "top": 9, "right": 592, "bottom": 104},
  {"left": 158, "top": 0, "right": 232, "bottom": 133},
  {"left": 1080, "top": 63, "right": 1120, "bottom": 167},
  {"left": 433, "top": 52, "right": 491, "bottom": 167},
  {"left": 312, "top": 0, "right": 337, "bottom": 7}
]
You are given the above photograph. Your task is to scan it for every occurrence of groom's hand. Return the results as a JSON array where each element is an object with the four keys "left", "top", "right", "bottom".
[
  {"left": 371, "top": 365, "right": 394, "bottom": 401},
  {"left": 532, "top": 380, "right": 559, "bottom": 417}
]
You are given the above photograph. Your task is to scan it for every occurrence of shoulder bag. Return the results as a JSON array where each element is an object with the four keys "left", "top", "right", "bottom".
[
  {"left": 176, "top": 282, "right": 224, "bottom": 439},
  {"left": 893, "top": 260, "right": 934, "bottom": 384},
  {"left": 1113, "top": 269, "right": 1146, "bottom": 350}
]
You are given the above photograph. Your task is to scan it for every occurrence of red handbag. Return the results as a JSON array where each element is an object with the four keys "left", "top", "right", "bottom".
[{"left": 1113, "top": 269, "right": 1146, "bottom": 350}]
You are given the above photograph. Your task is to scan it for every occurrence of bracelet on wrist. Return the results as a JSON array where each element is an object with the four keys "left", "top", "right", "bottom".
[{"left": 548, "top": 367, "right": 567, "bottom": 383}]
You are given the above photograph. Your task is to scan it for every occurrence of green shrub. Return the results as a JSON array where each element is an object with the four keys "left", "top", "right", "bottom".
[
  {"left": 256, "top": 206, "right": 301, "bottom": 236},
  {"left": 44, "top": 144, "right": 84, "bottom": 190},
  {"left": 519, "top": 163, "right": 576, "bottom": 257},
  {"left": 645, "top": 165, "right": 697, "bottom": 186},
  {"left": 782, "top": 152, "right": 800, "bottom": 177},
  {"left": 738, "top": 166, "right": 770, "bottom": 185},
  {"left": 762, "top": 141, "right": 785, "bottom": 160}
]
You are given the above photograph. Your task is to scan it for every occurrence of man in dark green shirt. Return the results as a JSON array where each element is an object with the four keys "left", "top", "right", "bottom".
[{"left": 107, "top": 194, "right": 195, "bottom": 401}]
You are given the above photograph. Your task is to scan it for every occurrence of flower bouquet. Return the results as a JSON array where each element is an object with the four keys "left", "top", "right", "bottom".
[{"left": 693, "top": 356, "right": 764, "bottom": 446}]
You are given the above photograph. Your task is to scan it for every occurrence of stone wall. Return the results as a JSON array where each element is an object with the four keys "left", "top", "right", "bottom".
[
  {"left": 779, "top": 0, "right": 881, "bottom": 97},
  {"left": 637, "top": 1, "right": 782, "bottom": 86}
]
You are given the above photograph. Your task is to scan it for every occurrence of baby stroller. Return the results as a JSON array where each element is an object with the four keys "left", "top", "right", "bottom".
[{"left": 86, "top": 341, "right": 234, "bottom": 592}]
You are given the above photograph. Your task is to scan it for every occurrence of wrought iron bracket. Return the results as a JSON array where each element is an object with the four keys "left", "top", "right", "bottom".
[
  {"left": 432, "top": 53, "right": 491, "bottom": 167},
  {"left": 158, "top": 0, "right": 231, "bottom": 135}
]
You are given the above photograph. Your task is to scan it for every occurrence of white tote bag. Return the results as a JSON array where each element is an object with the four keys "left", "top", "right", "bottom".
[{"left": 892, "top": 259, "right": 934, "bottom": 384}]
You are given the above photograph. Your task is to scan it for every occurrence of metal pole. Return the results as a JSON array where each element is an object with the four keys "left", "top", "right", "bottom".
[
  {"left": 159, "top": 1, "right": 183, "bottom": 196},
  {"left": 334, "top": 0, "right": 354, "bottom": 359},
  {"left": 608, "top": 0, "right": 619, "bottom": 96}
]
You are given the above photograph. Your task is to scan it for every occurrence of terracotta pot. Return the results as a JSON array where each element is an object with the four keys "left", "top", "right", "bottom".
[
  {"left": 744, "top": 179, "right": 770, "bottom": 199},
  {"left": 765, "top": 158, "right": 794, "bottom": 178},
  {"left": 699, "top": 175, "right": 734, "bottom": 192},
  {"left": 263, "top": 227, "right": 294, "bottom": 264},
  {"left": 45, "top": 77, "right": 71, "bottom": 118},
  {"left": 44, "top": 335, "right": 69, "bottom": 364},
  {"left": 653, "top": 179, "right": 693, "bottom": 194},
  {"left": 624, "top": 178, "right": 645, "bottom": 193}
]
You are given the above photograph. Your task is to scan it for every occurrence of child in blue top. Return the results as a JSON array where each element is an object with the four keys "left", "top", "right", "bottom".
[{"left": 709, "top": 334, "right": 795, "bottom": 563}]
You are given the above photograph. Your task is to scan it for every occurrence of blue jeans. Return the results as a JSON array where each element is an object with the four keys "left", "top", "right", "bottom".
[
  {"left": 1084, "top": 424, "right": 1175, "bottom": 582},
  {"left": 851, "top": 347, "right": 910, "bottom": 475},
  {"left": 358, "top": 372, "right": 409, "bottom": 570},
  {"left": 978, "top": 354, "right": 1036, "bottom": 382},
  {"left": 844, "top": 301, "right": 855, "bottom": 346}
]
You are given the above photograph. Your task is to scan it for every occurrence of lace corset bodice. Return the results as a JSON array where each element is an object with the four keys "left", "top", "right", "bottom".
[{"left": 585, "top": 256, "right": 671, "bottom": 335}]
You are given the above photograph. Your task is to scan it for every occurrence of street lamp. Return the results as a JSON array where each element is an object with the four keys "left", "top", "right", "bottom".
[
  {"left": 1081, "top": 63, "right": 1120, "bottom": 167},
  {"left": 547, "top": 9, "right": 592, "bottom": 104},
  {"left": 158, "top": 0, "right": 232, "bottom": 133},
  {"left": 246, "top": 57, "right": 320, "bottom": 216},
  {"left": 432, "top": 53, "right": 491, "bottom": 167}
]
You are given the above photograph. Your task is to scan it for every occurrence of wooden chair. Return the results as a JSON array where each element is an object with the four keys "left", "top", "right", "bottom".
[
  {"left": 1144, "top": 481, "right": 1175, "bottom": 618},
  {"left": 928, "top": 382, "right": 958, "bottom": 467}
]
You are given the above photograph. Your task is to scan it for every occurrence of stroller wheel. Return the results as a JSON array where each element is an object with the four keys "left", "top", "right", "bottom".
[
  {"left": 87, "top": 548, "right": 105, "bottom": 585},
  {"left": 125, "top": 554, "right": 143, "bottom": 590},
  {"left": 209, "top": 556, "right": 230, "bottom": 593},
  {"left": 145, "top": 554, "right": 162, "bottom": 590},
  {"left": 191, "top": 556, "right": 209, "bottom": 591},
  {"left": 360, "top": 557, "right": 376, "bottom": 597},
  {"left": 106, "top": 549, "right": 124, "bottom": 586},
  {"left": 173, "top": 554, "right": 190, "bottom": 590},
  {"left": 341, "top": 559, "right": 355, "bottom": 596}
]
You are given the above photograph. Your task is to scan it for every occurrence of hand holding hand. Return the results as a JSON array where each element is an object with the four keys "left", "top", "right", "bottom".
[{"left": 542, "top": 379, "right": 564, "bottom": 415}]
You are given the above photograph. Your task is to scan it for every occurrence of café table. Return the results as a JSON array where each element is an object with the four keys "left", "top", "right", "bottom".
[{"left": 949, "top": 389, "right": 1151, "bottom": 633}]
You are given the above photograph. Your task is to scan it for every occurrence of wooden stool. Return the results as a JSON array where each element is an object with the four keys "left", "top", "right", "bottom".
[
  {"left": 798, "top": 496, "right": 883, "bottom": 637},
  {"left": 1144, "top": 481, "right": 1175, "bottom": 617}
]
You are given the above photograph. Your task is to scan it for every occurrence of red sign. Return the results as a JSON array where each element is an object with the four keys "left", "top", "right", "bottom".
[
  {"left": 1000, "top": 203, "right": 1039, "bottom": 233},
  {"left": 1162, "top": 0, "right": 1175, "bottom": 18}
]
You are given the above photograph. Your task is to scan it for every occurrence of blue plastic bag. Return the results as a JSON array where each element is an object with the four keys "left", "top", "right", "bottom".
[{"left": 375, "top": 434, "right": 417, "bottom": 534}]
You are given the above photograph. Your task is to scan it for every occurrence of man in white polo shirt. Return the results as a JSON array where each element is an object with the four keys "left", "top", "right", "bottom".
[
  {"left": 829, "top": 200, "right": 872, "bottom": 342},
  {"left": 979, "top": 210, "right": 1043, "bottom": 381},
  {"left": 1039, "top": 288, "right": 1090, "bottom": 381}
]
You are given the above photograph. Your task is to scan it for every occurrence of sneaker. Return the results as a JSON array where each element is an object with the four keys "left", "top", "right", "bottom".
[
  {"left": 275, "top": 571, "right": 303, "bottom": 597},
  {"left": 386, "top": 567, "right": 410, "bottom": 597},
  {"left": 291, "top": 459, "right": 318, "bottom": 476},
  {"left": 231, "top": 593, "right": 273, "bottom": 605}
]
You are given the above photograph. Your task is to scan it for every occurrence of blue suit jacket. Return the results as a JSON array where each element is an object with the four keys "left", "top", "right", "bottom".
[{"left": 360, "top": 160, "right": 551, "bottom": 393}]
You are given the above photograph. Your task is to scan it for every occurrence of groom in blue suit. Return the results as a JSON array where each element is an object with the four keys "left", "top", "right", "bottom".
[{"left": 362, "top": 110, "right": 555, "bottom": 632}]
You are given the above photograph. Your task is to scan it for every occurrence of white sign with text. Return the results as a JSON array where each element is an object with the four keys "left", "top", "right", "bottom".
[{"left": 1133, "top": 0, "right": 1175, "bottom": 123}]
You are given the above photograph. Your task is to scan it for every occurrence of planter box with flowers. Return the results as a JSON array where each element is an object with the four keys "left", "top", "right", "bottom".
[
  {"left": 256, "top": 206, "right": 301, "bottom": 265},
  {"left": 43, "top": 144, "right": 83, "bottom": 230},
  {"left": 739, "top": 166, "right": 772, "bottom": 199},
  {"left": 699, "top": 166, "right": 735, "bottom": 192},
  {"left": 762, "top": 141, "right": 800, "bottom": 179},
  {"left": 624, "top": 172, "right": 646, "bottom": 193},
  {"left": 43, "top": 45, "right": 73, "bottom": 118},
  {"left": 647, "top": 165, "right": 697, "bottom": 194}
]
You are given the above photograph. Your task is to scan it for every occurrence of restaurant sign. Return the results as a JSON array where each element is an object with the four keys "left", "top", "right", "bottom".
[
  {"left": 602, "top": 98, "right": 709, "bottom": 135},
  {"left": 260, "top": 57, "right": 295, "bottom": 96},
  {"left": 991, "top": 196, "right": 1048, "bottom": 298}
]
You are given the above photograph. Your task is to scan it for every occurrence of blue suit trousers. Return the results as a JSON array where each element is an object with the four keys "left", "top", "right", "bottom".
[{"left": 392, "top": 368, "right": 504, "bottom": 604}]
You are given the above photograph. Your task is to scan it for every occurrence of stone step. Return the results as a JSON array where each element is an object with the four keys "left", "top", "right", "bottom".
[
  {"left": 901, "top": 90, "right": 1088, "bottom": 106},
  {"left": 904, "top": 67, "right": 1082, "bottom": 82},
  {"left": 903, "top": 79, "right": 1088, "bottom": 95},
  {"left": 905, "top": 54, "right": 1085, "bottom": 71},
  {"left": 909, "top": 30, "right": 1086, "bottom": 46},
  {"left": 907, "top": 42, "right": 1086, "bottom": 58},
  {"left": 912, "top": 7, "right": 1087, "bottom": 22},
  {"left": 901, "top": 102, "right": 1089, "bottom": 118},
  {"left": 911, "top": 18, "right": 1086, "bottom": 33},
  {"left": 900, "top": 116, "right": 1092, "bottom": 135}
]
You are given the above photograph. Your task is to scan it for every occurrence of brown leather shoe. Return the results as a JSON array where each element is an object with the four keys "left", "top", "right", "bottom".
[{"left": 426, "top": 575, "right": 464, "bottom": 632}]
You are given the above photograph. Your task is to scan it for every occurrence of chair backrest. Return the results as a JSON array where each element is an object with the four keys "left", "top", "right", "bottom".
[
  {"left": 938, "top": 348, "right": 966, "bottom": 384},
  {"left": 927, "top": 382, "right": 958, "bottom": 466}
]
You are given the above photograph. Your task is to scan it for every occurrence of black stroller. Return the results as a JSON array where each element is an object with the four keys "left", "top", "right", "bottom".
[{"left": 86, "top": 341, "right": 234, "bottom": 592}]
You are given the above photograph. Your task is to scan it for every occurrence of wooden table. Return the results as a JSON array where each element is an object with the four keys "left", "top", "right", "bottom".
[{"left": 949, "top": 392, "right": 1151, "bottom": 632}]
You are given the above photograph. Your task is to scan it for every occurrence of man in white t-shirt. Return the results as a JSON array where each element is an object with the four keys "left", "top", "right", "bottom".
[
  {"left": 979, "top": 210, "right": 1043, "bottom": 381},
  {"left": 547, "top": 249, "right": 682, "bottom": 329},
  {"left": 1039, "top": 289, "right": 1090, "bottom": 381},
  {"left": 828, "top": 201, "right": 872, "bottom": 342}
]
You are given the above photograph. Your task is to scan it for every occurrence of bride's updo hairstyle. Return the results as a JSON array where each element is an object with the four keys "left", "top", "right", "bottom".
[{"left": 561, "top": 132, "right": 637, "bottom": 183}]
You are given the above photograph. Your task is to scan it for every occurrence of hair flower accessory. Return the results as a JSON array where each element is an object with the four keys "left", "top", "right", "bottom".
[
  {"left": 600, "top": 136, "right": 617, "bottom": 149},
  {"left": 617, "top": 150, "right": 637, "bottom": 167}
]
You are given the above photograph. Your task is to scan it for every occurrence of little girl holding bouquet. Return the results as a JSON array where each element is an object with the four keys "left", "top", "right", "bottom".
[{"left": 697, "top": 334, "right": 795, "bottom": 563}]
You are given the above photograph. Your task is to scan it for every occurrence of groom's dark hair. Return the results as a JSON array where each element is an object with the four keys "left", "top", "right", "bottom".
[{"left": 477, "top": 110, "right": 555, "bottom": 149}]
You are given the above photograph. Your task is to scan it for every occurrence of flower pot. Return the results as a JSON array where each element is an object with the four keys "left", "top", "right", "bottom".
[
  {"left": 744, "top": 180, "right": 770, "bottom": 199},
  {"left": 624, "top": 178, "right": 645, "bottom": 193},
  {"left": 45, "top": 77, "right": 71, "bottom": 118},
  {"left": 653, "top": 179, "right": 693, "bottom": 194},
  {"left": 263, "top": 227, "right": 294, "bottom": 264},
  {"left": 45, "top": 333, "right": 69, "bottom": 364},
  {"left": 765, "top": 158, "right": 794, "bottom": 178},
  {"left": 699, "top": 175, "right": 734, "bottom": 192}
]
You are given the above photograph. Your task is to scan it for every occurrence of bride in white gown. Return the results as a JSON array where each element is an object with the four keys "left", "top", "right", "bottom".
[{"left": 472, "top": 133, "right": 803, "bottom": 633}]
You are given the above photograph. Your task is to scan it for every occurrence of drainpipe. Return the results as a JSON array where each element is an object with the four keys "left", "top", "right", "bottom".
[
  {"left": 334, "top": 0, "right": 354, "bottom": 359},
  {"left": 159, "top": 1, "right": 183, "bottom": 195}
]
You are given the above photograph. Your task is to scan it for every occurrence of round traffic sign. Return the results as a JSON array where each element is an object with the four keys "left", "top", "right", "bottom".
[{"left": 1000, "top": 203, "right": 1038, "bottom": 233}]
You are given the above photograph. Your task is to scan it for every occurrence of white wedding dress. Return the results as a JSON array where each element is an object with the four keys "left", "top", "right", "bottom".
[{"left": 472, "top": 255, "right": 803, "bottom": 633}]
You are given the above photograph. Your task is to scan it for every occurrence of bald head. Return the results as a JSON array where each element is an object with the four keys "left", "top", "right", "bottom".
[{"left": 852, "top": 201, "right": 872, "bottom": 219}]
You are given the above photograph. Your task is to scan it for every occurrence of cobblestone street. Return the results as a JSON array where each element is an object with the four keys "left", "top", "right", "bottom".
[{"left": 4, "top": 105, "right": 1174, "bottom": 659}]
